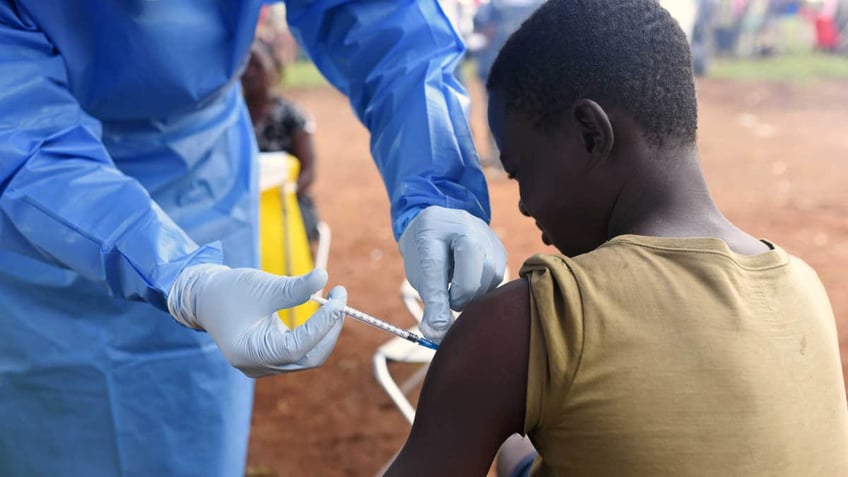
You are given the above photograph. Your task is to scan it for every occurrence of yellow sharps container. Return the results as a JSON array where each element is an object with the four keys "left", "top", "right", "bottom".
[{"left": 258, "top": 152, "right": 319, "bottom": 328}]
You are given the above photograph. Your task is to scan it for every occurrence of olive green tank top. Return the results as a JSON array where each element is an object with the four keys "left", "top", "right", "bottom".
[{"left": 519, "top": 235, "right": 848, "bottom": 476}]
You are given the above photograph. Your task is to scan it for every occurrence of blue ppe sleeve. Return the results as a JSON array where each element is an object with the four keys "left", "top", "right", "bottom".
[
  {"left": 285, "top": 0, "right": 491, "bottom": 239},
  {"left": 0, "top": 4, "right": 222, "bottom": 312}
]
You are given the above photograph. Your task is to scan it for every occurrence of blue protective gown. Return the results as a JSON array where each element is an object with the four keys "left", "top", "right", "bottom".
[{"left": 0, "top": 1, "right": 488, "bottom": 476}]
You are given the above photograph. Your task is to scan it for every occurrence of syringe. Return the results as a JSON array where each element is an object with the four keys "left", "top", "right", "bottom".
[{"left": 310, "top": 295, "right": 439, "bottom": 351}]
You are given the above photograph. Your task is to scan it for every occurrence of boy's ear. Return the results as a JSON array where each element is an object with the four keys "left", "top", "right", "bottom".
[{"left": 573, "top": 99, "right": 614, "bottom": 162}]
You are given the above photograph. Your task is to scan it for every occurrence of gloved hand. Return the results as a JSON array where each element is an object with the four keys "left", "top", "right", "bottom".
[
  {"left": 398, "top": 206, "right": 507, "bottom": 343},
  {"left": 168, "top": 265, "right": 346, "bottom": 378}
]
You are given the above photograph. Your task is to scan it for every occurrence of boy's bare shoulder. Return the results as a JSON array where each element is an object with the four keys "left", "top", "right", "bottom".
[
  {"left": 445, "top": 278, "right": 530, "bottom": 350},
  {"left": 471, "top": 278, "right": 530, "bottom": 314},
  {"left": 387, "top": 279, "right": 531, "bottom": 476}
]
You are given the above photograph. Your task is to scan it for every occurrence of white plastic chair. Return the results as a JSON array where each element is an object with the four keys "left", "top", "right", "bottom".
[{"left": 372, "top": 280, "right": 437, "bottom": 425}]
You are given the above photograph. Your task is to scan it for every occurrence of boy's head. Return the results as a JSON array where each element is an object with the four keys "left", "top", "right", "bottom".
[{"left": 487, "top": 0, "right": 698, "bottom": 256}]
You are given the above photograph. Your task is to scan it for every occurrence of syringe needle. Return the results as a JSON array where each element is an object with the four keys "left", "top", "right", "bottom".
[{"left": 309, "top": 295, "right": 439, "bottom": 351}]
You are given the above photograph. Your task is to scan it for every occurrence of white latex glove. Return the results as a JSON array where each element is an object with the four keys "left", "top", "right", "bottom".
[
  {"left": 398, "top": 206, "right": 507, "bottom": 343},
  {"left": 167, "top": 265, "right": 346, "bottom": 378}
]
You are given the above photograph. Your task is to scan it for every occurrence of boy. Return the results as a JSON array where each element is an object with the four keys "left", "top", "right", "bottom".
[{"left": 385, "top": 0, "right": 848, "bottom": 475}]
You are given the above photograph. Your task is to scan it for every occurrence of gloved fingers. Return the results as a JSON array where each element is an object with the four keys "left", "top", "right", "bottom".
[
  {"left": 268, "top": 285, "right": 347, "bottom": 366},
  {"left": 265, "top": 268, "right": 328, "bottom": 312},
  {"left": 290, "top": 311, "right": 345, "bottom": 369},
  {"left": 485, "top": 233, "right": 508, "bottom": 291},
  {"left": 419, "top": 309, "right": 456, "bottom": 344},
  {"left": 476, "top": 260, "right": 497, "bottom": 303},
  {"left": 263, "top": 315, "right": 345, "bottom": 374},
  {"left": 448, "top": 234, "right": 485, "bottom": 311},
  {"left": 411, "top": 237, "right": 454, "bottom": 343},
  {"left": 470, "top": 230, "right": 508, "bottom": 295}
]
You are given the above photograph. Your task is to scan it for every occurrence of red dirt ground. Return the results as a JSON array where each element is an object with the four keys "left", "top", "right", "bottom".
[{"left": 246, "top": 77, "right": 848, "bottom": 477}]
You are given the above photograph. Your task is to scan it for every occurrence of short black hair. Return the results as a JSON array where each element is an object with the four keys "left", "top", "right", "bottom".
[{"left": 487, "top": 0, "right": 698, "bottom": 146}]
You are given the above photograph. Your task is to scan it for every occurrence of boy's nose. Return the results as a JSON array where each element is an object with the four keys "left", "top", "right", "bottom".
[{"left": 518, "top": 200, "right": 530, "bottom": 217}]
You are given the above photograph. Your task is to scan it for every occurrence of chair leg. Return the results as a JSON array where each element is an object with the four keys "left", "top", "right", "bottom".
[
  {"left": 373, "top": 448, "right": 401, "bottom": 477},
  {"left": 373, "top": 351, "right": 416, "bottom": 424}
]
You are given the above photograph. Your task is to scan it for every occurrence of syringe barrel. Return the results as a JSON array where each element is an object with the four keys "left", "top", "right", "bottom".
[
  {"left": 309, "top": 295, "right": 412, "bottom": 341},
  {"left": 342, "top": 306, "right": 412, "bottom": 339}
]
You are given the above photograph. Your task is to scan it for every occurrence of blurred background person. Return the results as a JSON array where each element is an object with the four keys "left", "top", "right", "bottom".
[
  {"left": 242, "top": 40, "right": 321, "bottom": 243},
  {"left": 255, "top": 4, "right": 299, "bottom": 67},
  {"left": 472, "top": 0, "right": 545, "bottom": 171},
  {"left": 692, "top": 0, "right": 719, "bottom": 75},
  {"left": 805, "top": 0, "right": 848, "bottom": 51},
  {"left": 712, "top": 0, "right": 747, "bottom": 55},
  {"left": 838, "top": 0, "right": 848, "bottom": 52},
  {"left": 440, "top": 0, "right": 480, "bottom": 45},
  {"left": 736, "top": 0, "right": 773, "bottom": 56}
]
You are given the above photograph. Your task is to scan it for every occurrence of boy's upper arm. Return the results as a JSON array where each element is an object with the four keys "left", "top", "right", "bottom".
[{"left": 385, "top": 278, "right": 531, "bottom": 477}]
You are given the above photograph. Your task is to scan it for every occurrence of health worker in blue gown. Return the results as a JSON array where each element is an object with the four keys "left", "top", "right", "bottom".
[{"left": 0, "top": 1, "right": 506, "bottom": 475}]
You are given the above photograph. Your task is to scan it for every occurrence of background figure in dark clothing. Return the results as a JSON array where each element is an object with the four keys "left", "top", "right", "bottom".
[
  {"left": 242, "top": 40, "right": 320, "bottom": 242},
  {"left": 473, "top": 0, "right": 544, "bottom": 171}
]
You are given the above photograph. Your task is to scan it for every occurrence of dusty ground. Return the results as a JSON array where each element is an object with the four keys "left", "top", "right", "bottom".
[{"left": 246, "top": 77, "right": 848, "bottom": 477}]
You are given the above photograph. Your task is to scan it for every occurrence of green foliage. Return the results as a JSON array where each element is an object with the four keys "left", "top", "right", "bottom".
[
  {"left": 709, "top": 53, "right": 848, "bottom": 83},
  {"left": 281, "top": 61, "right": 328, "bottom": 89}
]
